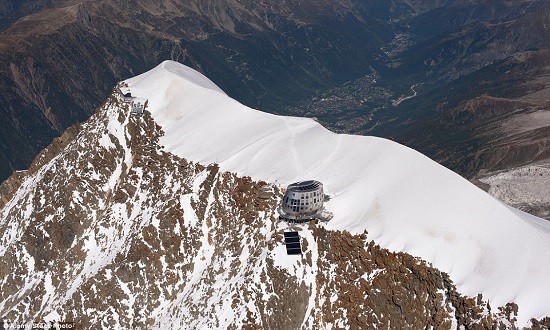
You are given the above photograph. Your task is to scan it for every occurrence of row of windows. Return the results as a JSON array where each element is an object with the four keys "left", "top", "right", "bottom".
[
  {"left": 284, "top": 197, "right": 302, "bottom": 205},
  {"left": 289, "top": 205, "right": 318, "bottom": 212},
  {"left": 284, "top": 197, "right": 321, "bottom": 206},
  {"left": 291, "top": 191, "right": 321, "bottom": 198}
]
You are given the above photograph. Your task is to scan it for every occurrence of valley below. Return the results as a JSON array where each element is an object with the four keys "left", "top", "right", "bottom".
[{"left": 1, "top": 1, "right": 550, "bottom": 328}]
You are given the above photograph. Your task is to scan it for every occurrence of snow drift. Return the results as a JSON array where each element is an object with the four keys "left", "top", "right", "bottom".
[{"left": 125, "top": 60, "right": 550, "bottom": 325}]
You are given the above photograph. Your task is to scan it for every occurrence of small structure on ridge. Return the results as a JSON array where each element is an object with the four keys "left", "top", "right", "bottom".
[
  {"left": 279, "top": 180, "right": 330, "bottom": 222},
  {"left": 131, "top": 98, "right": 147, "bottom": 116},
  {"left": 118, "top": 85, "right": 147, "bottom": 117}
]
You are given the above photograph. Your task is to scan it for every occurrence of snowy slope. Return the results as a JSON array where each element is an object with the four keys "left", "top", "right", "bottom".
[{"left": 126, "top": 60, "right": 550, "bottom": 325}]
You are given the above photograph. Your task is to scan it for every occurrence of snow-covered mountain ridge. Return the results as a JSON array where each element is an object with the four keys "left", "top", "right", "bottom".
[
  {"left": 0, "top": 60, "right": 549, "bottom": 329},
  {"left": 0, "top": 85, "right": 479, "bottom": 329},
  {"left": 124, "top": 61, "right": 550, "bottom": 326}
]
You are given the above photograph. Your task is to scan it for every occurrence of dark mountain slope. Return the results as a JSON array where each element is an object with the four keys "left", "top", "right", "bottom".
[
  {"left": 409, "top": 0, "right": 549, "bottom": 38},
  {"left": 402, "top": 8, "right": 550, "bottom": 81},
  {"left": 386, "top": 47, "right": 550, "bottom": 177},
  {"left": 281, "top": 1, "right": 550, "bottom": 182},
  {"left": 1, "top": 0, "right": 549, "bottom": 188},
  {"left": 0, "top": 0, "right": 404, "bottom": 182}
]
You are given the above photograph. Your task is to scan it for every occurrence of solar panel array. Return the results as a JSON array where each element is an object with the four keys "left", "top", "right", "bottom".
[{"left": 284, "top": 231, "right": 302, "bottom": 255}]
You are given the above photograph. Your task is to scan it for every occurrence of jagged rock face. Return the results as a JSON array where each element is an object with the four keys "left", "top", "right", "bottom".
[{"left": 1, "top": 89, "right": 549, "bottom": 329}]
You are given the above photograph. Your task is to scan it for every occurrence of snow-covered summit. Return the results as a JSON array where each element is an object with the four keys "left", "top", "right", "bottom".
[{"left": 126, "top": 60, "right": 550, "bottom": 325}]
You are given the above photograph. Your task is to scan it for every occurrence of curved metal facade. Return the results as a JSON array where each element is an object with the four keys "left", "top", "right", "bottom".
[{"left": 279, "top": 180, "right": 324, "bottom": 221}]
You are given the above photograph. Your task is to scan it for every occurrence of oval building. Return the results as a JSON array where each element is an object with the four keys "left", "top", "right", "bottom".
[{"left": 279, "top": 180, "right": 324, "bottom": 221}]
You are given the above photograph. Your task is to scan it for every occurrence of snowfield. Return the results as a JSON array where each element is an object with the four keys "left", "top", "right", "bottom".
[{"left": 126, "top": 60, "right": 550, "bottom": 326}]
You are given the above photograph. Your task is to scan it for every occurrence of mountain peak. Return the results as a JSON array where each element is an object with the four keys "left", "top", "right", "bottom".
[{"left": 157, "top": 60, "right": 226, "bottom": 94}]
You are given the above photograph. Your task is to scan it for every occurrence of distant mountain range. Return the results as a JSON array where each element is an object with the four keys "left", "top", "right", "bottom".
[
  {"left": 0, "top": 0, "right": 549, "bottom": 189},
  {"left": 0, "top": 0, "right": 392, "bottom": 180}
]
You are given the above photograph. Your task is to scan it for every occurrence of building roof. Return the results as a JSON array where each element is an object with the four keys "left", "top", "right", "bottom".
[{"left": 287, "top": 180, "right": 322, "bottom": 192}]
